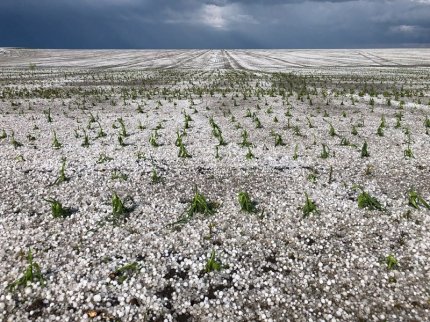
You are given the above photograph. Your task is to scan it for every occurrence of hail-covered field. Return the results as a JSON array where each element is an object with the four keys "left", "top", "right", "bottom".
[{"left": 0, "top": 49, "right": 430, "bottom": 322}]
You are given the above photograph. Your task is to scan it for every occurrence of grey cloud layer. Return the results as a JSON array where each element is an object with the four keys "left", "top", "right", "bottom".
[{"left": 0, "top": 0, "right": 429, "bottom": 48}]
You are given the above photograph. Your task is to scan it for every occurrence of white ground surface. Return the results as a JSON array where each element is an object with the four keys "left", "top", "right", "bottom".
[
  {"left": 1, "top": 48, "right": 430, "bottom": 70},
  {"left": 0, "top": 50, "right": 429, "bottom": 322}
]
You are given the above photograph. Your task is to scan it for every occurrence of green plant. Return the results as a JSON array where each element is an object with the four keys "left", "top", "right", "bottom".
[
  {"left": 240, "top": 130, "right": 251, "bottom": 147},
  {"left": 377, "top": 124, "right": 384, "bottom": 137},
  {"left": 385, "top": 255, "right": 398, "bottom": 270},
  {"left": 303, "top": 192, "right": 319, "bottom": 217},
  {"left": 178, "top": 142, "right": 191, "bottom": 158},
  {"left": 96, "top": 121, "right": 106, "bottom": 138},
  {"left": 361, "top": 141, "right": 369, "bottom": 157},
  {"left": 238, "top": 191, "right": 256, "bottom": 212},
  {"left": 53, "top": 158, "right": 69, "bottom": 185},
  {"left": 215, "top": 145, "right": 221, "bottom": 159},
  {"left": 52, "top": 131, "right": 62, "bottom": 149},
  {"left": 404, "top": 144, "right": 414, "bottom": 159},
  {"left": 111, "top": 192, "right": 129, "bottom": 223},
  {"left": 175, "top": 130, "right": 183, "bottom": 147},
  {"left": 88, "top": 112, "right": 96, "bottom": 124},
  {"left": 424, "top": 116, "right": 430, "bottom": 129},
  {"left": 380, "top": 115, "right": 386, "bottom": 128},
  {"left": 0, "top": 129, "right": 7, "bottom": 139},
  {"left": 97, "top": 153, "right": 113, "bottom": 164},
  {"left": 351, "top": 125, "right": 358, "bottom": 136},
  {"left": 254, "top": 117, "right": 262, "bottom": 128},
  {"left": 151, "top": 168, "right": 162, "bottom": 184},
  {"left": 328, "top": 123, "right": 336, "bottom": 137},
  {"left": 292, "top": 125, "right": 302, "bottom": 136},
  {"left": 395, "top": 118, "right": 401, "bottom": 129},
  {"left": 118, "top": 135, "right": 126, "bottom": 147},
  {"left": 10, "top": 131, "right": 22, "bottom": 149},
  {"left": 364, "top": 164, "right": 373, "bottom": 176},
  {"left": 245, "top": 147, "right": 254, "bottom": 160},
  {"left": 408, "top": 190, "right": 430, "bottom": 210},
  {"left": 7, "top": 249, "right": 45, "bottom": 291},
  {"left": 118, "top": 118, "right": 127, "bottom": 137},
  {"left": 137, "top": 120, "right": 145, "bottom": 130},
  {"left": 44, "top": 198, "right": 70, "bottom": 218},
  {"left": 274, "top": 134, "right": 284, "bottom": 147},
  {"left": 169, "top": 187, "right": 216, "bottom": 226},
  {"left": 205, "top": 250, "right": 222, "bottom": 273},
  {"left": 149, "top": 131, "right": 158, "bottom": 147},
  {"left": 45, "top": 108, "right": 52, "bottom": 123},
  {"left": 81, "top": 131, "right": 90, "bottom": 147},
  {"left": 355, "top": 187, "right": 384, "bottom": 211},
  {"left": 136, "top": 151, "right": 145, "bottom": 160},
  {"left": 111, "top": 262, "right": 139, "bottom": 284},
  {"left": 320, "top": 144, "right": 330, "bottom": 159},
  {"left": 307, "top": 169, "right": 318, "bottom": 183},
  {"left": 111, "top": 170, "right": 128, "bottom": 181},
  {"left": 293, "top": 144, "right": 299, "bottom": 160}
]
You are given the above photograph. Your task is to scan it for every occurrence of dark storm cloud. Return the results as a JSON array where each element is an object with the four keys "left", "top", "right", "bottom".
[{"left": 0, "top": 0, "right": 429, "bottom": 48}]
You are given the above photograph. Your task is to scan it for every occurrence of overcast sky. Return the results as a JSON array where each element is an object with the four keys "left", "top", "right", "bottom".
[{"left": 1, "top": 0, "right": 429, "bottom": 49}]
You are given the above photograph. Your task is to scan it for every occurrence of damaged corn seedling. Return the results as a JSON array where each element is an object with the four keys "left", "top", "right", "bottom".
[
  {"left": 175, "top": 130, "right": 183, "bottom": 147},
  {"left": 7, "top": 249, "right": 45, "bottom": 291},
  {"left": 404, "top": 144, "right": 414, "bottom": 159},
  {"left": 238, "top": 191, "right": 257, "bottom": 213},
  {"left": 245, "top": 147, "right": 254, "bottom": 160},
  {"left": 81, "top": 130, "right": 90, "bottom": 147},
  {"left": 355, "top": 186, "right": 384, "bottom": 211},
  {"left": 293, "top": 144, "right": 299, "bottom": 160},
  {"left": 149, "top": 131, "right": 159, "bottom": 147},
  {"left": 169, "top": 186, "right": 216, "bottom": 227},
  {"left": 111, "top": 192, "right": 131, "bottom": 223},
  {"left": 110, "top": 262, "right": 139, "bottom": 284},
  {"left": 53, "top": 158, "right": 69, "bottom": 185},
  {"left": 320, "top": 144, "right": 330, "bottom": 159},
  {"left": 111, "top": 170, "right": 128, "bottom": 181},
  {"left": 361, "top": 141, "right": 369, "bottom": 157},
  {"left": 118, "top": 118, "right": 128, "bottom": 137},
  {"left": 408, "top": 190, "right": 430, "bottom": 210},
  {"left": 45, "top": 108, "right": 52, "bottom": 123},
  {"left": 209, "top": 118, "right": 227, "bottom": 146},
  {"left": 303, "top": 192, "right": 319, "bottom": 217},
  {"left": 274, "top": 133, "right": 285, "bottom": 147},
  {"left": 328, "top": 123, "right": 336, "bottom": 137},
  {"left": 385, "top": 254, "right": 398, "bottom": 270},
  {"left": 118, "top": 135, "right": 125, "bottom": 146},
  {"left": 240, "top": 130, "right": 251, "bottom": 147},
  {"left": 377, "top": 124, "right": 384, "bottom": 137},
  {"left": 151, "top": 167, "right": 162, "bottom": 184},
  {"left": 10, "top": 131, "right": 22, "bottom": 149},
  {"left": 97, "top": 153, "right": 113, "bottom": 164},
  {"left": 44, "top": 198, "right": 71, "bottom": 218},
  {"left": 205, "top": 250, "right": 222, "bottom": 273},
  {"left": 307, "top": 169, "right": 318, "bottom": 183},
  {"left": 96, "top": 121, "right": 106, "bottom": 138},
  {"left": 178, "top": 142, "right": 191, "bottom": 158},
  {"left": 52, "top": 131, "right": 62, "bottom": 149}
]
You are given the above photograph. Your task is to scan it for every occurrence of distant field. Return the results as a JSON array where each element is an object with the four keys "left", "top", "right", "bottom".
[{"left": 1, "top": 48, "right": 430, "bottom": 70}]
